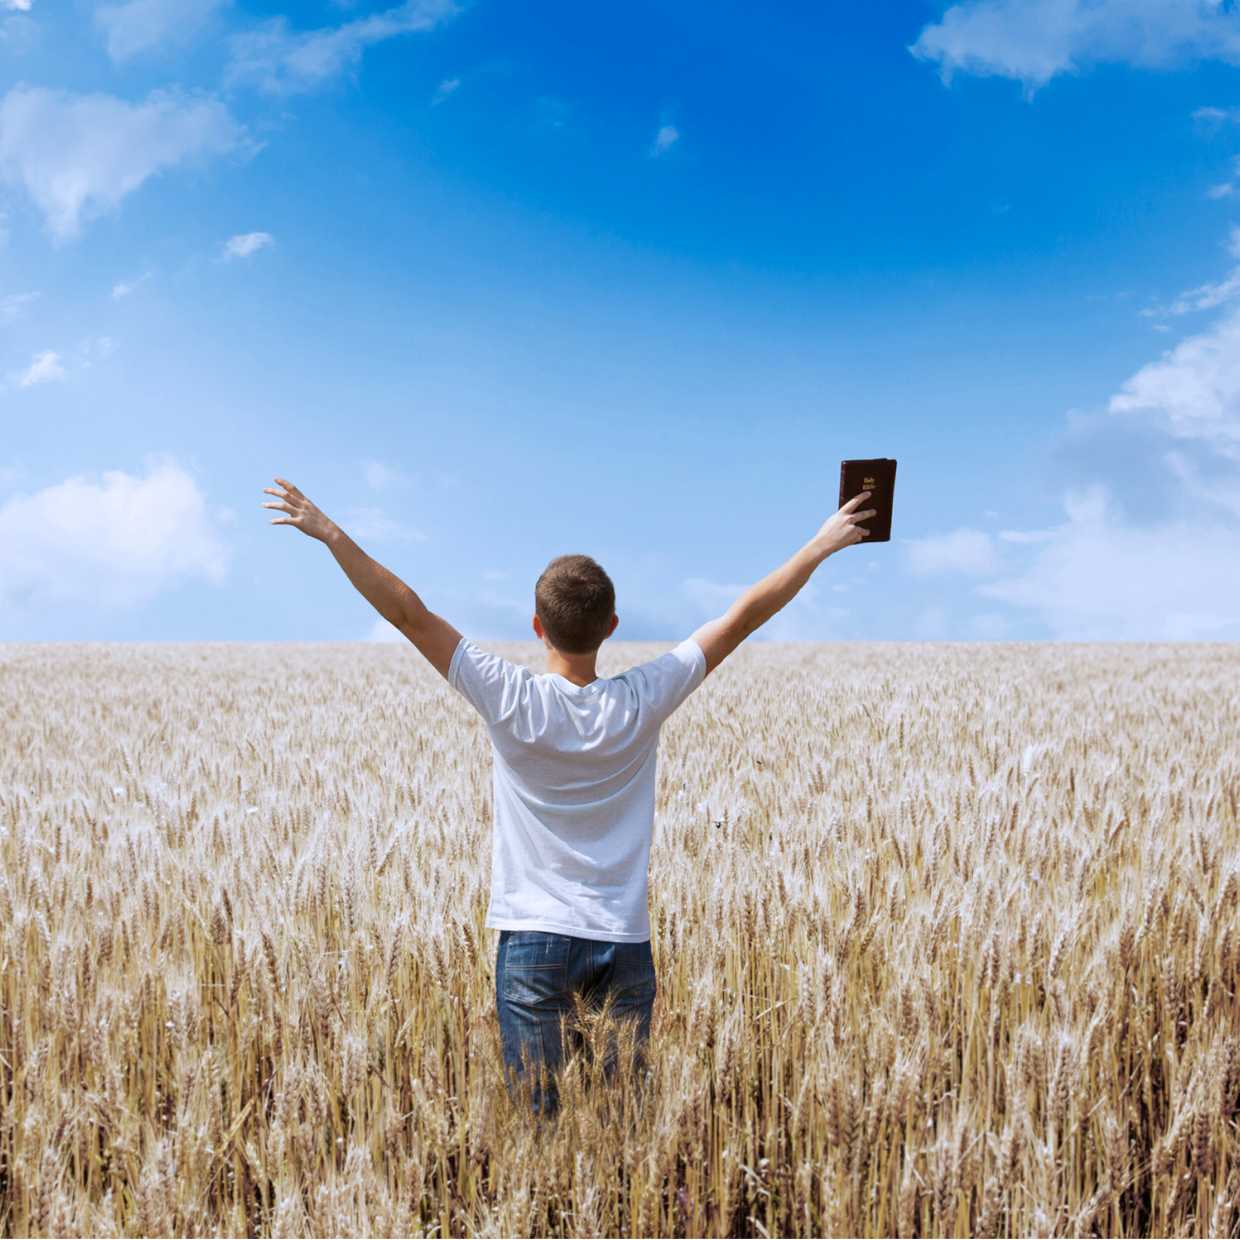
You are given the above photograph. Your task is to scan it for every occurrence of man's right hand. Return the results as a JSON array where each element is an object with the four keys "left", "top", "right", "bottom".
[{"left": 262, "top": 475, "right": 462, "bottom": 678}]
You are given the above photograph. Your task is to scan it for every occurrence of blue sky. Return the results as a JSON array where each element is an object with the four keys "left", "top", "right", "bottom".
[{"left": 4, "top": 0, "right": 1240, "bottom": 642}]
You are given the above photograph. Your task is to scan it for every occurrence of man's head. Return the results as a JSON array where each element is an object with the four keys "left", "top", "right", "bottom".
[{"left": 534, "top": 555, "right": 617, "bottom": 654}]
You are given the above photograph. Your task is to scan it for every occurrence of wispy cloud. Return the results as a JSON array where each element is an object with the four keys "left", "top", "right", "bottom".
[
  {"left": 650, "top": 124, "right": 679, "bottom": 156},
  {"left": 362, "top": 459, "right": 409, "bottom": 490},
  {"left": 0, "top": 460, "right": 228, "bottom": 614},
  {"left": 227, "top": 0, "right": 459, "bottom": 95},
  {"left": 971, "top": 230, "right": 1240, "bottom": 638},
  {"left": 95, "top": 0, "right": 226, "bottom": 61},
  {"left": 72, "top": 335, "right": 118, "bottom": 370},
  {"left": 1194, "top": 105, "right": 1240, "bottom": 127},
  {"left": 905, "top": 527, "right": 1000, "bottom": 576},
  {"left": 221, "top": 230, "right": 273, "bottom": 260},
  {"left": 1, "top": 0, "right": 33, "bottom": 10},
  {"left": 980, "top": 489, "right": 1240, "bottom": 638},
  {"left": 1134, "top": 228, "right": 1240, "bottom": 317},
  {"left": 0, "top": 86, "right": 244, "bottom": 240},
  {"left": 342, "top": 507, "right": 426, "bottom": 543},
  {"left": 912, "top": 0, "right": 1240, "bottom": 92},
  {"left": 0, "top": 290, "right": 37, "bottom": 321},
  {"left": 112, "top": 272, "right": 151, "bottom": 298},
  {"left": 432, "top": 77, "right": 459, "bottom": 104},
  {"left": 10, "top": 349, "right": 64, "bottom": 386},
  {"left": 1112, "top": 300, "right": 1240, "bottom": 457}
]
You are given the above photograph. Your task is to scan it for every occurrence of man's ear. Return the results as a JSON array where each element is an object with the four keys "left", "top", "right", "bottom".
[
  {"left": 532, "top": 614, "right": 546, "bottom": 641},
  {"left": 605, "top": 614, "right": 619, "bottom": 638}
]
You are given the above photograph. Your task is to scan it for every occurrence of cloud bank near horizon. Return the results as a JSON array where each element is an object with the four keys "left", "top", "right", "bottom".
[{"left": 0, "top": 461, "right": 229, "bottom": 616}]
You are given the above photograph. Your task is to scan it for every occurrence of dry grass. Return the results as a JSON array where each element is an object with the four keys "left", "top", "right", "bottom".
[{"left": 1, "top": 640, "right": 1238, "bottom": 1238}]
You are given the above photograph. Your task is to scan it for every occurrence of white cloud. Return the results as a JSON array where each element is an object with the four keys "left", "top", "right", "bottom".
[
  {"left": 112, "top": 272, "right": 150, "bottom": 298},
  {"left": 0, "top": 290, "right": 37, "bottom": 321},
  {"left": 367, "top": 617, "right": 405, "bottom": 642},
  {"left": 650, "top": 124, "right": 679, "bottom": 156},
  {"left": 1155, "top": 227, "right": 1240, "bottom": 313},
  {"left": 980, "top": 488, "right": 1240, "bottom": 638},
  {"left": 905, "top": 527, "right": 1000, "bottom": 576},
  {"left": 10, "top": 349, "right": 64, "bottom": 386},
  {"left": 363, "top": 460, "right": 405, "bottom": 489},
  {"left": 95, "top": 0, "right": 225, "bottom": 60},
  {"left": 432, "top": 77, "right": 459, "bottom": 104},
  {"left": 0, "top": 86, "right": 244, "bottom": 240},
  {"left": 977, "top": 232, "right": 1240, "bottom": 637},
  {"left": 222, "top": 230, "right": 273, "bottom": 260},
  {"left": 1109, "top": 303, "right": 1240, "bottom": 457},
  {"left": 0, "top": 461, "right": 228, "bottom": 614},
  {"left": 1169, "top": 270, "right": 1240, "bottom": 313},
  {"left": 911, "top": 0, "right": 1240, "bottom": 91},
  {"left": 227, "top": 0, "right": 459, "bottom": 95},
  {"left": 1194, "top": 105, "right": 1240, "bottom": 125},
  {"left": 2, "top": 0, "right": 32, "bottom": 10},
  {"left": 342, "top": 507, "right": 426, "bottom": 543},
  {"left": 1194, "top": 104, "right": 1240, "bottom": 136}
]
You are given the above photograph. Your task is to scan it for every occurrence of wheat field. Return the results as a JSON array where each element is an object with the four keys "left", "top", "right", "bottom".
[{"left": 0, "top": 640, "right": 1237, "bottom": 1238}]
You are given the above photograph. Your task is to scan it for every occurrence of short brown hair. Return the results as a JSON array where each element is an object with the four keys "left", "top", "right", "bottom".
[{"left": 535, "top": 555, "right": 615, "bottom": 654}]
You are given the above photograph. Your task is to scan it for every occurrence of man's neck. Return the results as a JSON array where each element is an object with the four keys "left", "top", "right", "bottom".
[{"left": 545, "top": 646, "right": 600, "bottom": 687}]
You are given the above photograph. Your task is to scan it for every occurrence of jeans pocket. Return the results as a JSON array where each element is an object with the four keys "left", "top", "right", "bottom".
[
  {"left": 500, "top": 932, "right": 570, "bottom": 1005},
  {"left": 611, "top": 942, "right": 657, "bottom": 1005}
]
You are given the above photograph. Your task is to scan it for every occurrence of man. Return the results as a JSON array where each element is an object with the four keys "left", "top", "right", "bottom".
[{"left": 263, "top": 477, "right": 875, "bottom": 1110}]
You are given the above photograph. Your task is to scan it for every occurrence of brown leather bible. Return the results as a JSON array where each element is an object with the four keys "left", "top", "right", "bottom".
[{"left": 838, "top": 458, "right": 897, "bottom": 542}]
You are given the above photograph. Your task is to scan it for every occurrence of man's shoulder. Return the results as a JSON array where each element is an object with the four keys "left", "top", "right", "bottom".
[
  {"left": 450, "top": 641, "right": 534, "bottom": 709},
  {"left": 622, "top": 639, "right": 705, "bottom": 679},
  {"left": 609, "top": 640, "right": 706, "bottom": 706}
]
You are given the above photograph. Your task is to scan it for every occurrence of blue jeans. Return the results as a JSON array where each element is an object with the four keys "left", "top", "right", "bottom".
[{"left": 494, "top": 930, "right": 656, "bottom": 1113}]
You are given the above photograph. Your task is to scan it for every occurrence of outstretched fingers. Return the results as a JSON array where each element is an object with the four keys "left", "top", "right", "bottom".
[
  {"left": 262, "top": 477, "right": 332, "bottom": 540},
  {"left": 263, "top": 480, "right": 303, "bottom": 526},
  {"left": 841, "top": 490, "right": 872, "bottom": 513}
]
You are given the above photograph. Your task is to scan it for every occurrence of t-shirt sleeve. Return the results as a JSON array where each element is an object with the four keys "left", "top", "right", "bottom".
[
  {"left": 448, "top": 639, "right": 526, "bottom": 727},
  {"left": 628, "top": 638, "right": 707, "bottom": 727}
]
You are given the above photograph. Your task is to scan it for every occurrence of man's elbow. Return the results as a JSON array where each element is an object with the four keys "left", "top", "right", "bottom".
[
  {"left": 395, "top": 595, "right": 431, "bottom": 636},
  {"left": 396, "top": 613, "right": 428, "bottom": 644}
]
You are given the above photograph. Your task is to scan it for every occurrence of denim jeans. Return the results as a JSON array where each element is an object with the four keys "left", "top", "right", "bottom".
[{"left": 494, "top": 930, "right": 656, "bottom": 1113}]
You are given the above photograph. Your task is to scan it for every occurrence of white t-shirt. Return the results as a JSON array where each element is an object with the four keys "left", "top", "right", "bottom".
[{"left": 448, "top": 638, "right": 706, "bottom": 942}]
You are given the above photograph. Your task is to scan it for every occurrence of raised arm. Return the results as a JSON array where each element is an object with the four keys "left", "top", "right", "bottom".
[
  {"left": 263, "top": 478, "right": 462, "bottom": 679},
  {"left": 689, "top": 491, "right": 875, "bottom": 677}
]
